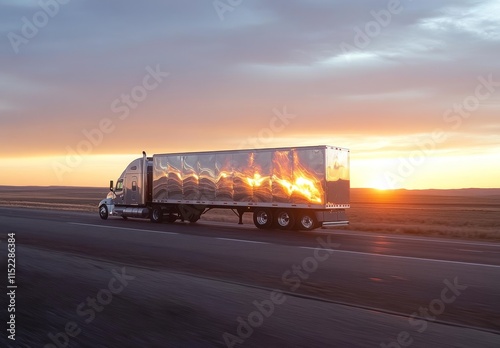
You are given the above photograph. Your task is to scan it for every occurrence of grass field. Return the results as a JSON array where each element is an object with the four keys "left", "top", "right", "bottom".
[
  {"left": 1, "top": 186, "right": 499, "bottom": 240},
  {"left": 348, "top": 188, "right": 500, "bottom": 240}
]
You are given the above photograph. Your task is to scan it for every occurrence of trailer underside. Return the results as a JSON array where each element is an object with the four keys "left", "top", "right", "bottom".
[{"left": 102, "top": 202, "right": 348, "bottom": 231}]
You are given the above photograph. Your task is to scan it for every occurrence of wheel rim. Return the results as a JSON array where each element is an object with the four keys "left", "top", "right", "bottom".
[
  {"left": 153, "top": 210, "right": 160, "bottom": 220},
  {"left": 277, "top": 212, "right": 291, "bottom": 227},
  {"left": 256, "top": 211, "right": 269, "bottom": 225},
  {"left": 301, "top": 216, "right": 314, "bottom": 229},
  {"left": 99, "top": 206, "right": 107, "bottom": 217}
]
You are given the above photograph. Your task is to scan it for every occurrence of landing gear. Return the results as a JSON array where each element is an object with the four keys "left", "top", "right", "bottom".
[{"left": 231, "top": 208, "right": 246, "bottom": 225}]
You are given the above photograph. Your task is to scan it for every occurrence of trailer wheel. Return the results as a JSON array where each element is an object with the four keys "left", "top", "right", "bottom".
[
  {"left": 150, "top": 207, "right": 163, "bottom": 223},
  {"left": 296, "top": 212, "right": 318, "bottom": 231},
  {"left": 275, "top": 210, "right": 295, "bottom": 230},
  {"left": 253, "top": 209, "right": 273, "bottom": 229},
  {"left": 99, "top": 205, "right": 108, "bottom": 220}
]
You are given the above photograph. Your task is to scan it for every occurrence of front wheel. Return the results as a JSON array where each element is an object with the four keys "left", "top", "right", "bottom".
[
  {"left": 150, "top": 207, "right": 163, "bottom": 223},
  {"left": 99, "top": 205, "right": 108, "bottom": 220},
  {"left": 253, "top": 209, "right": 273, "bottom": 229}
]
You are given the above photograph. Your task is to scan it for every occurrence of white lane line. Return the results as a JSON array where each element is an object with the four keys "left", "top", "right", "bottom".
[
  {"left": 174, "top": 220, "right": 500, "bottom": 249},
  {"left": 299, "top": 247, "right": 500, "bottom": 269},
  {"left": 68, "top": 222, "right": 178, "bottom": 235},
  {"left": 327, "top": 230, "right": 500, "bottom": 248},
  {"left": 69, "top": 222, "right": 499, "bottom": 268},
  {"left": 457, "top": 249, "right": 484, "bottom": 253},
  {"left": 299, "top": 247, "right": 333, "bottom": 253},
  {"left": 217, "top": 238, "right": 269, "bottom": 245}
]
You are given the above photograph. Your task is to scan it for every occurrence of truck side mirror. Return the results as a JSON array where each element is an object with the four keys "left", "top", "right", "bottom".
[{"left": 109, "top": 180, "right": 114, "bottom": 192}]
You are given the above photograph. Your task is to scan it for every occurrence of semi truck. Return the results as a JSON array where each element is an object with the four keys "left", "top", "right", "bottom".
[{"left": 98, "top": 145, "right": 350, "bottom": 230}]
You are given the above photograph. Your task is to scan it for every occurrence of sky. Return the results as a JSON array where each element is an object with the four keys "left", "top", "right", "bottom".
[{"left": 1, "top": 0, "right": 499, "bottom": 189}]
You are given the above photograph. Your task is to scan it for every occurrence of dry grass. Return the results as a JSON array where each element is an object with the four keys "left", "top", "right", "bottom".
[
  {"left": 0, "top": 186, "right": 105, "bottom": 212},
  {"left": 348, "top": 189, "right": 500, "bottom": 240},
  {"left": 1, "top": 186, "right": 499, "bottom": 240}
]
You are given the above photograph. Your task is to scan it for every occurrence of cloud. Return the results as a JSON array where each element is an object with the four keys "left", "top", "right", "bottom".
[{"left": 0, "top": 0, "right": 498, "bottom": 162}]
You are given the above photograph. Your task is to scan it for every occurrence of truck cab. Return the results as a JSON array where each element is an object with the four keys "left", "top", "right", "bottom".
[{"left": 98, "top": 153, "right": 152, "bottom": 219}]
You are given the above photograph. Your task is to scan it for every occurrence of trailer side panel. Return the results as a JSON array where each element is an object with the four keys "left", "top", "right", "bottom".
[{"left": 152, "top": 146, "right": 349, "bottom": 209}]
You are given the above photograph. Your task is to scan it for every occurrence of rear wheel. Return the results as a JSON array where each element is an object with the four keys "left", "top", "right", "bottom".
[
  {"left": 178, "top": 204, "right": 203, "bottom": 224},
  {"left": 166, "top": 213, "right": 178, "bottom": 224},
  {"left": 296, "top": 211, "right": 318, "bottom": 231},
  {"left": 150, "top": 207, "right": 163, "bottom": 223},
  {"left": 189, "top": 217, "right": 200, "bottom": 223},
  {"left": 253, "top": 209, "right": 273, "bottom": 229},
  {"left": 275, "top": 210, "right": 295, "bottom": 230},
  {"left": 99, "top": 205, "right": 108, "bottom": 220}
]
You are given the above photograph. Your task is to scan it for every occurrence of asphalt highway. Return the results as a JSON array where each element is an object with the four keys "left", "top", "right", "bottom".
[{"left": 0, "top": 207, "right": 499, "bottom": 347}]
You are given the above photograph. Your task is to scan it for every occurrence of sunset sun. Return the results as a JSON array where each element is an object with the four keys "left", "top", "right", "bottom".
[{"left": 368, "top": 178, "right": 392, "bottom": 191}]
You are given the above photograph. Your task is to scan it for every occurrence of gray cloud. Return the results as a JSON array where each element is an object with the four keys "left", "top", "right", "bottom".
[{"left": 1, "top": 0, "right": 499, "bottom": 157}]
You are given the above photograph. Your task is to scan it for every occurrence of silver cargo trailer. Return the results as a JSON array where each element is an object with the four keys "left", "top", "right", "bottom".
[{"left": 98, "top": 145, "right": 349, "bottom": 230}]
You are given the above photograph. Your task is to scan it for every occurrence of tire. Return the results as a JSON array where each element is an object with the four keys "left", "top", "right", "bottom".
[
  {"left": 275, "top": 210, "right": 296, "bottom": 230},
  {"left": 189, "top": 216, "right": 200, "bottom": 223},
  {"left": 253, "top": 209, "right": 273, "bottom": 229},
  {"left": 99, "top": 205, "right": 108, "bottom": 220},
  {"left": 122, "top": 216, "right": 128, "bottom": 220},
  {"left": 296, "top": 211, "right": 318, "bottom": 231},
  {"left": 150, "top": 207, "right": 163, "bottom": 223},
  {"left": 166, "top": 214, "right": 178, "bottom": 224}
]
